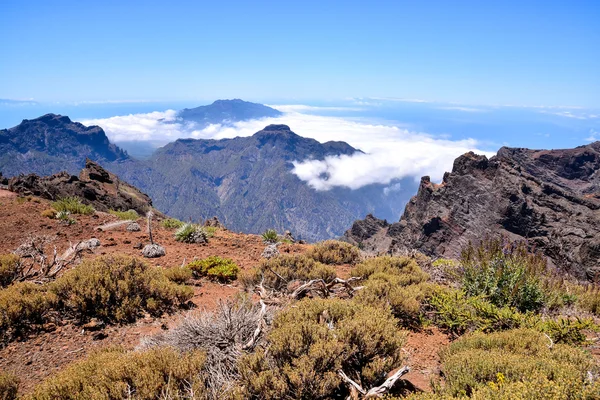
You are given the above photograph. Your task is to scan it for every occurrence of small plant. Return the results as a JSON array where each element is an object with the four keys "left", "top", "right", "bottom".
[
  {"left": 50, "top": 255, "right": 193, "bottom": 323},
  {"left": 0, "top": 254, "right": 21, "bottom": 288},
  {"left": 203, "top": 226, "right": 218, "bottom": 238},
  {"left": 261, "top": 229, "right": 278, "bottom": 244},
  {"left": 163, "top": 266, "right": 193, "bottom": 284},
  {"left": 306, "top": 240, "right": 361, "bottom": 265},
  {"left": 27, "top": 347, "right": 207, "bottom": 399},
  {"left": 0, "top": 372, "right": 19, "bottom": 400},
  {"left": 174, "top": 223, "right": 208, "bottom": 244},
  {"left": 0, "top": 282, "right": 55, "bottom": 341},
  {"left": 460, "top": 238, "right": 547, "bottom": 312},
  {"left": 161, "top": 218, "right": 185, "bottom": 229},
  {"left": 15, "top": 196, "right": 31, "bottom": 204},
  {"left": 55, "top": 210, "right": 76, "bottom": 225},
  {"left": 40, "top": 209, "right": 57, "bottom": 219},
  {"left": 142, "top": 211, "right": 165, "bottom": 258},
  {"left": 187, "top": 256, "right": 239, "bottom": 282},
  {"left": 51, "top": 196, "right": 95, "bottom": 215},
  {"left": 108, "top": 209, "right": 139, "bottom": 220}
]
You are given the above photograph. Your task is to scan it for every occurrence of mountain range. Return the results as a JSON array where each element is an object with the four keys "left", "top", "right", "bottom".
[{"left": 0, "top": 100, "right": 412, "bottom": 241}]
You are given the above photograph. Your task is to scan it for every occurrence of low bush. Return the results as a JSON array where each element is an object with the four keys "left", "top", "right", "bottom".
[
  {"left": 55, "top": 210, "right": 76, "bottom": 225},
  {"left": 0, "top": 282, "right": 55, "bottom": 341},
  {"left": 40, "top": 209, "right": 57, "bottom": 219},
  {"left": 460, "top": 239, "right": 547, "bottom": 312},
  {"left": 437, "top": 329, "right": 596, "bottom": 397},
  {"left": 27, "top": 347, "right": 207, "bottom": 400},
  {"left": 187, "top": 256, "right": 239, "bottom": 282},
  {"left": 174, "top": 223, "right": 208, "bottom": 244},
  {"left": 572, "top": 283, "right": 600, "bottom": 316},
  {"left": 163, "top": 265, "right": 193, "bottom": 284},
  {"left": 0, "top": 372, "right": 19, "bottom": 400},
  {"left": 108, "top": 209, "right": 139, "bottom": 220},
  {"left": 161, "top": 218, "right": 185, "bottom": 229},
  {"left": 237, "top": 298, "right": 406, "bottom": 399},
  {"left": 261, "top": 229, "right": 278, "bottom": 244},
  {"left": 351, "top": 256, "right": 429, "bottom": 285},
  {"left": 50, "top": 255, "right": 193, "bottom": 323},
  {"left": 306, "top": 240, "right": 361, "bottom": 265},
  {"left": 51, "top": 196, "right": 95, "bottom": 215},
  {"left": 204, "top": 226, "right": 218, "bottom": 238},
  {"left": 244, "top": 254, "right": 336, "bottom": 291},
  {"left": 0, "top": 254, "right": 21, "bottom": 288}
]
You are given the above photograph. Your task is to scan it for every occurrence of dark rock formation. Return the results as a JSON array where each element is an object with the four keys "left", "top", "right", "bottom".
[
  {"left": 178, "top": 99, "right": 282, "bottom": 126},
  {"left": 0, "top": 114, "right": 129, "bottom": 177},
  {"left": 343, "top": 142, "right": 600, "bottom": 280},
  {"left": 8, "top": 159, "right": 153, "bottom": 215}
]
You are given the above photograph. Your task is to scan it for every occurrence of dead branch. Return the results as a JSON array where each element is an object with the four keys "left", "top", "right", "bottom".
[
  {"left": 289, "top": 279, "right": 329, "bottom": 299},
  {"left": 364, "top": 366, "right": 410, "bottom": 398},
  {"left": 242, "top": 299, "right": 267, "bottom": 350}
]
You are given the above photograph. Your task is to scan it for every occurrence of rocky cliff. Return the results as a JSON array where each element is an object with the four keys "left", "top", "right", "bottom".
[
  {"left": 344, "top": 142, "right": 600, "bottom": 280},
  {"left": 8, "top": 159, "right": 153, "bottom": 215}
]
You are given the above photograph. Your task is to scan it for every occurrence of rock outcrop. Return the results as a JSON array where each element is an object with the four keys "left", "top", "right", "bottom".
[
  {"left": 343, "top": 142, "right": 600, "bottom": 280},
  {"left": 8, "top": 159, "right": 153, "bottom": 215}
]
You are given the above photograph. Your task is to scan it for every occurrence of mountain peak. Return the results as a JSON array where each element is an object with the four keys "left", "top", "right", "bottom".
[
  {"left": 261, "top": 124, "right": 291, "bottom": 132},
  {"left": 178, "top": 99, "right": 282, "bottom": 126}
]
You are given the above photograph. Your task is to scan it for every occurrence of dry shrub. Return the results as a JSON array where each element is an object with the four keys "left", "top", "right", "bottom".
[
  {"left": 244, "top": 254, "right": 336, "bottom": 292},
  {"left": 108, "top": 209, "right": 139, "bottom": 220},
  {"left": 237, "top": 298, "right": 406, "bottom": 399},
  {"left": 0, "top": 372, "right": 19, "bottom": 400},
  {"left": 0, "top": 282, "right": 55, "bottom": 341},
  {"left": 351, "top": 256, "right": 429, "bottom": 285},
  {"left": 26, "top": 347, "right": 207, "bottom": 400},
  {"left": 140, "top": 298, "right": 272, "bottom": 398},
  {"left": 437, "top": 329, "right": 597, "bottom": 397},
  {"left": 51, "top": 196, "right": 94, "bottom": 215},
  {"left": 50, "top": 255, "right": 193, "bottom": 322},
  {"left": 161, "top": 218, "right": 185, "bottom": 229},
  {"left": 0, "top": 255, "right": 21, "bottom": 288},
  {"left": 40, "top": 209, "right": 56, "bottom": 219},
  {"left": 164, "top": 265, "right": 193, "bottom": 284},
  {"left": 187, "top": 256, "right": 239, "bottom": 282},
  {"left": 306, "top": 240, "right": 361, "bottom": 265},
  {"left": 572, "top": 283, "right": 600, "bottom": 316}
]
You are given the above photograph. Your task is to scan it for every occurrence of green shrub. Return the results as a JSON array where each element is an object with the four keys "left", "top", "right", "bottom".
[
  {"left": 174, "top": 223, "right": 208, "bottom": 244},
  {"left": 351, "top": 256, "right": 429, "bottom": 285},
  {"left": 108, "top": 209, "right": 139, "bottom": 220},
  {"left": 261, "top": 229, "right": 278, "bottom": 244},
  {"left": 460, "top": 239, "right": 548, "bottom": 312},
  {"left": 50, "top": 255, "right": 193, "bottom": 323},
  {"left": 163, "top": 266, "right": 193, "bottom": 284},
  {"left": 26, "top": 347, "right": 207, "bottom": 400},
  {"left": 203, "top": 226, "right": 218, "bottom": 238},
  {"left": 161, "top": 218, "right": 185, "bottom": 229},
  {"left": 0, "top": 372, "right": 19, "bottom": 400},
  {"left": 437, "top": 329, "right": 596, "bottom": 397},
  {"left": 237, "top": 298, "right": 406, "bottom": 399},
  {"left": 187, "top": 256, "right": 239, "bottom": 282},
  {"left": 55, "top": 210, "right": 76, "bottom": 225},
  {"left": 0, "top": 254, "right": 21, "bottom": 288},
  {"left": 245, "top": 254, "right": 336, "bottom": 291},
  {"left": 0, "top": 282, "right": 55, "bottom": 341},
  {"left": 306, "top": 240, "right": 361, "bottom": 265},
  {"left": 51, "top": 196, "right": 95, "bottom": 215},
  {"left": 40, "top": 209, "right": 57, "bottom": 219}
]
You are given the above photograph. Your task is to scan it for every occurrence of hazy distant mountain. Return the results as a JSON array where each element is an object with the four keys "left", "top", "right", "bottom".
[
  {"left": 110, "top": 124, "right": 410, "bottom": 241},
  {"left": 178, "top": 99, "right": 282, "bottom": 126},
  {"left": 0, "top": 114, "right": 129, "bottom": 177},
  {"left": 0, "top": 114, "right": 412, "bottom": 241}
]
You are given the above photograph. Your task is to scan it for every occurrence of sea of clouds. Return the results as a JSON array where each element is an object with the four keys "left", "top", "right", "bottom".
[{"left": 80, "top": 105, "right": 494, "bottom": 191}]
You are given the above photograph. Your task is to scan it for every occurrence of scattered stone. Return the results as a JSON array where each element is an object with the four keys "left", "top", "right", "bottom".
[
  {"left": 142, "top": 243, "right": 165, "bottom": 258},
  {"left": 126, "top": 222, "right": 141, "bottom": 232},
  {"left": 261, "top": 243, "right": 280, "bottom": 259},
  {"left": 204, "top": 216, "right": 223, "bottom": 229},
  {"left": 133, "top": 242, "right": 143, "bottom": 249},
  {"left": 282, "top": 230, "right": 296, "bottom": 243},
  {"left": 82, "top": 318, "right": 105, "bottom": 331}
]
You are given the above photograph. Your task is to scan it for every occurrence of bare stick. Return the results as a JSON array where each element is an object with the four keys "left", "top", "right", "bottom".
[{"left": 364, "top": 366, "right": 410, "bottom": 398}]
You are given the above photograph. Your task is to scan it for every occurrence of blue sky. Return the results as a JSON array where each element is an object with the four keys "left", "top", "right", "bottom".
[{"left": 1, "top": 0, "right": 599, "bottom": 107}]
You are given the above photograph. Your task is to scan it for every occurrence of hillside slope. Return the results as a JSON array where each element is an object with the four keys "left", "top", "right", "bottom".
[{"left": 344, "top": 142, "right": 600, "bottom": 280}]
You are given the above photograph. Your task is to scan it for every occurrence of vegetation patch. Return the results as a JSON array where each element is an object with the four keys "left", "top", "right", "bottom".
[
  {"left": 108, "top": 209, "right": 139, "bottom": 220},
  {"left": 27, "top": 347, "right": 207, "bottom": 400},
  {"left": 51, "top": 196, "right": 95, "bottom": 215},
  {"left": 0, "top": 282, "right": 55, "bottom": 341},
  {"left": 306, "top": 240, "right": 361, "bottom": 265},
  {"left": 187, "top": 256, "right": 239, "bottom": 282},
  {"left": 50, "top": 255, "right": 193, "bottom": 322},
  {"left": 161, "top": 218, "right": 184, "bottom": 229},
  {"left": 261, "top": 229, "right": 278, "bottom": 244},
  {"left": 0, "top": 372, "right": 19, "bottom": 400},
  {"left": 174, "top": 223, "right": 208, "bottom": 244},
  {"left": 0, "top": 254, "right": 21, "bottom": 288},
  {"left": 163, "top": 265, "right": 193, "bottom": 284}
]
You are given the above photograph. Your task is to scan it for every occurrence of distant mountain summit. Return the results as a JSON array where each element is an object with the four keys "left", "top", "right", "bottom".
[
  {"left": 0, "top": 114, "right": 129, "bottom": 177},
  {"left": 178, "top": 99, "right": 282, "bottom": 126},
  {"left": 111, "top": 124, "right": 406, "bottom": 241},
  {"left": 343, "top": 142, "right": 600, "bottom": 280}
]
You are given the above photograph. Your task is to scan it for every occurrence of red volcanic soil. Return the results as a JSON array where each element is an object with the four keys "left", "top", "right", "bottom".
[{"left": 0, "top": 195, "right": 449, "bottom": 394}]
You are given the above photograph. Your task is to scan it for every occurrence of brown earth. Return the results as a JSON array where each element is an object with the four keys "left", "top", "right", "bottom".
[{"left": 0, "top": 195, "right": 448, "bottom": 395}]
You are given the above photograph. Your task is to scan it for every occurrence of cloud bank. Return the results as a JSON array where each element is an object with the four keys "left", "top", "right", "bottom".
[{"left": 79, "top": 107, "right": 492, "bottom": 191}]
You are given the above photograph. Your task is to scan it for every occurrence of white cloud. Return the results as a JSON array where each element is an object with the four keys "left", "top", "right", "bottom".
[
  {"left": 78, "top": 107, "right": 493, "bottom": 190},
  {"left": 585, "top": 129, "right": 599, "bottom": 142},
  {"left": 437, "top": 106, "right": 487, "bottom": 113},
  {"left": 269, "top": 104, "right": 363, "bottom": 112}
]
